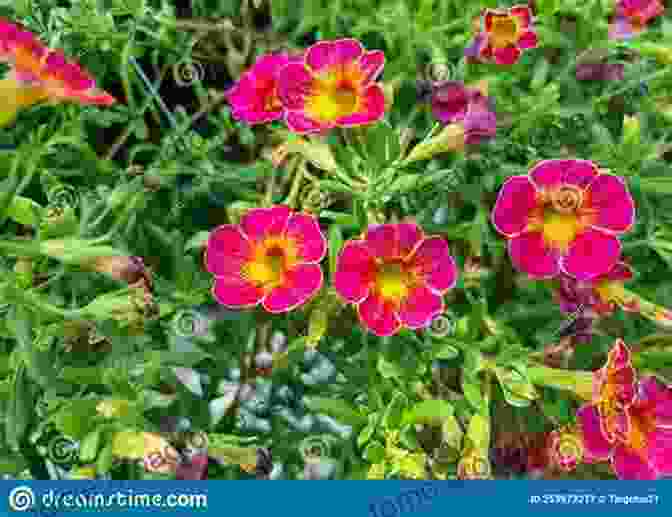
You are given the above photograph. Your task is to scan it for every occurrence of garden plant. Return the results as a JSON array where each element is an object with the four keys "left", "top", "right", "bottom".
[{"left": 2, "top": 0, "right": 672, "bottom": 482}]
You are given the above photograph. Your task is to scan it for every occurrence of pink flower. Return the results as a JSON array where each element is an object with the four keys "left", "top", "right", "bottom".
[
  {"left": 205, "top": 205, "right": 327, "bottom": 313},
  {"left": 225, "top": 52, "right": 303, "bottom": 125},
  {"left": 466, "top": 5, "right": 538, "bottom": 65},
  {"left": 609, "top": 0, "right": 665, "bottom": 39},
  {"left": 491, "top": 159, "right": 636, "bottom": 281},
  {"left": 577, "top": 340, "right": 672, "bottom": 479},
  {"left": 334, "top": 223, "right": 458, "bottom": 337},
  {"left": 277, "top": 38, "right": 386, "bottom": 134}
]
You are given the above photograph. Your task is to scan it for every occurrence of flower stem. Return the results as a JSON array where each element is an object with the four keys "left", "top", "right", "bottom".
[{"left": 527, "top": 365, "right": 593, "bottom": 401}]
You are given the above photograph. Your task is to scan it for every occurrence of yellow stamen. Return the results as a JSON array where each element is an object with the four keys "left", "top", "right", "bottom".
[
  {"left": 376, "top": 262, "right": 411, "bottom": 302},
  {"left": 542, "top": 211, "right": 581, "bottom": 252},
  {"left": 241, "top": 237, "right": 299, "bottom": 290},
  {"left": 0, "top": 77, "right": 49, "bottom": 127},
  {"left": 489, "top": 15, "right": 519, "bottom": 48},
  {"left": 305, "top": 65, "right": 363, "bottom": 123}
]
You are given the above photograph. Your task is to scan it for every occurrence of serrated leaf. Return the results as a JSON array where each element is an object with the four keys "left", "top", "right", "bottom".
[{"left": 303, "top": 397, "right": 367, "bottom": 428}]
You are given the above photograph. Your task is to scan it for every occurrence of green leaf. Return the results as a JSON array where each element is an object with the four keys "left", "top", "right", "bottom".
[
  {"left": 363, "top": 441, "right": 386, "bottom": 463},
  {"left": 79, "top": 429, "right": 102, "bottom": 463},
  {"left": 303, "top": 397, "right": 368, "bottom": 428},
  {"left": 382, "top": 391, "right": 408, "bottom": 429},
  {"left": 96, "top": 442, "right": 115, "bottom": 474},
  {"left": 402, "top": 400, "right": 454, "bottom": 426},
  {"left": 184, "top": 231, "right": 210, "bottom": 252},
  {"left": 495, "top": 363, "right": 538, "bottom": 408},
  {"left": 357, "top": 414, "right": 378, "bottom": 449},
  {"left": 377, "top": 354, "right": 404, "bottom": 379},
  {"left": 51, "top": 400, "right": 100, "bottom": 440},
  {"left": 5, "top": 195, "right": 43, "bottom": 226},
  {"left": 432, "top": 340, "right": 460, "bottom": 360},
  {"left": 462, "top": 374, "right": 486, "bottom": 412},
  {"left": 328, "top": 224, "right": 343, "bottom": 280}
]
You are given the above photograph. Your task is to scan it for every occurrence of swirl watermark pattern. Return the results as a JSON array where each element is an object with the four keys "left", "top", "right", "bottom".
[
  {"left": 9, "top": 486, "right": 35, "bottom": 512},
  {"left": 47, "top": 436, "right": 79, "bottom": 465},
  {"left": 298, "top": 435, "right": 332, "bottom": 462},
  {"left": 172, "top": 60, "right": 205, "bottom": 87},
  {"left": 427, "top": 311, "right": 456, "bottom": 338},
  {"left": 46, "top": 184, "right": 80, "bottom": 210},
  {"left": 171, "top": 309, "right": 209, "bottom": 338}
]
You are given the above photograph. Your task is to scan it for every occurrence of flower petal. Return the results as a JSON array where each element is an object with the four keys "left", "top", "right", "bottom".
[
  {"left": 359, "top": 50, "right": 385, "bottom": 83},
  {"left": 612, "top": 444, "right": 657, "bottom": 479},
  {"left": 517, "top": 30, "right": 538, "bottom": 50},
  {"left": 464, "top": 34, "right": 487, "bottom": 59},
  {"left": 648, "top": 427, "right": 672, "bottom": 475},
  {"left": 585, "top": 174, "right": 635, "bottom": 234},
  {"left": 577, "top": 404, "right": 613, "bottom": 462},
  {"left": 285, "top": 111, "right": 326, "bottom": 134},
  {"left": 285, "top": 212, "right": 327, "bottom": 263},
  {"left": 205, "top": 225, "right": 252, "bottom": 277},
  {"left": 508, "top": 231, "right": 560, "bottom": 279},
  {"left": 430, "top": 81, "right": 470, "bottom": 124},
  {"left": 212, "top": 276, "right": 264, "bottom": 308},
  {"left": 240, "top": 205, "right": 291, "bottom": 243},
  {"left": 365, "top": 223, "right": 424, "bottom": 260},
  {"left": 560, "top": 228, "right": 621, "bottom": 281},
  {"left": 609, "top": 16, "right": 636, "bottom": 40},
  {"left": 529, "top": 159, "right": 599, "bottom": 190},
  {"left": 484, "top": 10, "right": 507, "bottom": 32},
  {"left": 408, "top": 236, "right": 458, "bottom": 293},
  {"left": 305, "top": 38, "right": 364, "bottom": 74},
  {"left": 491, "top": 176, "right": 538, "bottom": 237},
  {"left": 262, "top": 263, "right": 323, "bottom": 313},
  {"left": 357, "top": 292, "right": 402, "bottom": 337},
  {"left": 510, "top": 5, "right": 533, "bottom": 28},
  {"left": 277, "top": 63, "right": 314, "bottom": 111},
  {"left": 398, "top": 285, "right": 444, "bottom": 329},
  {"left": 637, "top": 376, "right": 672, "bottom": 428},
  {"left": 334, "top": 240, "right": 377, "bottom": 304},
  {"left": 493, "top": 45, "right": 521, "bottom": 65},
  {"left": 336, "top": 83, "right": 386, "bottom": 127},
  {"left": 602, "top": 261, "right": 634, "bottom": 282}
]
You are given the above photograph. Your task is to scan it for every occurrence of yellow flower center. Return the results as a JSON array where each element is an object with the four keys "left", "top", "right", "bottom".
[
  {"left": 376, "top": 262, "right": 411, "bottom": 302},
  {"left": 242, "top": 238, "right": 297, "bottom": 290},
  {"left": 542, "top": 211, "right": 581, "bottom": 252},
  {"left": 305, "top": 64, "right": 363, "bottom": 123},
  {"left": 490, "top": 15, "right": 519, "bottom": 48}
]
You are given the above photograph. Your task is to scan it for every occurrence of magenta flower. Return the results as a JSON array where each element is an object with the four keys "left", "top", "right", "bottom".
[
  {"left": 577, "top": 340, "right": 672, "bottom": 479},
  {"left": 466, "top": 5, "right": 539, "bottom": 65},
  {"left": 609, "top": 0, "right": 665, "bottom": 39},
  {"left": 205, "top": 205, "right": 326, "bottom": 313},
  {"left": 277, "top": 38, "right": 386, "bottom": 134},
  {"left": 0, "top": 17, "right": 115, "bottom": 126},
  {"left": 225, "top": 52, "right": 303, "bottom": 125},
  {"left": 333, "top": 223, "right": 458, "bottom": 337},
  {"left": 491, "top": 159, "right": 635, "bottom": 281}
]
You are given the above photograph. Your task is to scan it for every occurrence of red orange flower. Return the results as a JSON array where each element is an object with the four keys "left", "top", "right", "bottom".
[
  {"left": 0, "top": 17, "right": 115, "bottom": 126},
  {"left": 609, "top": 0, "right": 665, "bottom": 39},
  {"left": 465, "top": 5, "right": 538, "bottom": 65},
  {"left": 205, "top": 205, "right": 326, "bottom": 313},
  {"left": 334, "top": 223, "right": 458, "bottom": 337},
  {"left": 277, "top": 38, "right": 386, "bottom": 134},
  {"left": 491, "top": 159, "right": 635, "bottom": 281},
  {"left": 577, "top": 340, "right": 672, "bottom": 479},
  {"left": 225, "top": 52, "right": 304, "bottom": 125}
]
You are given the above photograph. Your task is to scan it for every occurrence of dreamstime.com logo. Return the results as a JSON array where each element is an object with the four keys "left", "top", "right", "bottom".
[
  {"left": 369, "top": 484, "right": 447, "bottom": 517},
  {"left": 8, "top": 486, "right": 34, "bottom": 512}
]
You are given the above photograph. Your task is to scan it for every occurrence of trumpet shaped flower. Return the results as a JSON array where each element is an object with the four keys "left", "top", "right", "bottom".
[
  {"left": 0, "top": 17, "right": 115, "bottom": 126},
  {"left": 465, "top": 5, "right": 538, "bottom": 65},
  {"left": 205, "top": 205, "right": 326, "bottom": 313},
  {"left": 277, "top": 38, "right": 386, "bottom": 134},
  {"left": 577, "top": 340, "right": 672, "bottom": 479},
  {"left": 225, "top": 52, "right": 304, "bottom": 125},
  {"left": 334, "top": 223, "right": 458, "bottom": 337},
  {"left": 491, "top": 159, "right": 635, "bottom": 281},
  {"left": 609, "top": 0, "right": 665, "bottom": 39}
]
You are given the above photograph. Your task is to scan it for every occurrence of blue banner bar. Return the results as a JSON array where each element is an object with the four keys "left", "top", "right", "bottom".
[{"left": 1, "top": 481, "right": 668, "bottom": 516}]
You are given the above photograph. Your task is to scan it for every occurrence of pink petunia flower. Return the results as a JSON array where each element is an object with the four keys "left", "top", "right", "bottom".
[
  {"left": 609, "top": 0, "right": 665, "bottom": 39},
  {"left": 277, "top": 38, "right": 386, "bottom": 134},
  {"left": 491, "top": 159, "right": 636, "bottom": 281},
  {"left": 0, "top": 17, "right": 115, "bottom": 126},
  {"left": 225, "top": 52, "right": 304, "bottom": 125},
  {"left": 577, "top": 340, "right": 672, "bottom": 479},
  {"left": 205, "top": 205, "right": 327, "bottom": 313},
  {"left": 465, "top": 5, "right": 539, "bottom": 65},
  {"left": 333, "top": 223, "right": 458, "bottom": 337}
]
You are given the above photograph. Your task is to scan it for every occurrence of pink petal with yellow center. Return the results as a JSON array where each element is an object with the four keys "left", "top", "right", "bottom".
[
  {"left": 491, "top": 175, "right": 537, "bottom": 237},
  {"left": 364, "top": 223, "right": 424, "bottom": 260},
  {"left": 305, "top": 39, "right": 364, "bottom": 74},
  {"left": 508, "top": 231, "right": 560, "bottom": 278},
  {"left": 205, "top": 225, "right": 252, "bottom": 277},
  {"left": 408, "top": 237, "right": 458, "bottom": 294},
  {"left": 637, "top": 376, "right": 672, "bottom": 428},
  {"left": 262, "top": 263, "right": 323, "bottom": 313},
  {"left": 358, "top": 50, "right": 385, "bottom": 83},
  {"left": 509, "top": 5, "right": 533, "bottom": 28},
  {"left": 397, "top": 285, "right": 444, "bottom": 329},
  {"left": 334, "top": 240, "right": 377, "bottom": 304},
  {"left": 585, "top": 174, "right": 635, "bottom": 234},
  {"left": 593, "top": 339, "right": 636, "bottom": 405},
  {"left": 493, "top": 46, "right": 521, "bottom": 65},
  {"left": 277, "top": 63, "right": 313, "bottom": 111},
  {"left": 560, "top": 228, "right": 621, "bottom": 281},
  {"left": 357, "top": 292, "right": 402, "bottom": 337},
  {"left": 517, "top": 31, "right": 538, "bottom": 49},
  {"left": 285, "top": 111, "right": 326, "bottom": 134},
  {"left": 648, "top": 427, "right": 672, "bottom": 475},
  {"left": 285, "top": 212, "right": 326, "bottom": 263},
  {"left": 336, "top": 83, "right": 386, "bottom": 127},
  {"left": 212, "top": 275, "right": 264, "bottom": 308},
  {"left": 611, "top": 443, "right": 657, "bottom": 479},
  {"left": 241, "top": 205, "right": 291, "bottom": 243},
  {"left": 576, "top": 404, "right": 613, "bottom": 462}
]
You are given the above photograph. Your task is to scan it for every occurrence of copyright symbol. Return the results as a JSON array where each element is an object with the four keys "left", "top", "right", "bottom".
[
  {"left": 172, "top": 60, "right": 205, "bottom": 87},
  {"left": 8, "top": 486, "right": 34, "bottom": 512},
  {"left": 47, "top": 436, "right": 79, "bottom": 465}
]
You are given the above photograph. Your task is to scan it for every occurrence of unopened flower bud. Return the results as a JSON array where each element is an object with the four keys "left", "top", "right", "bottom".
[
  {"left": 403, "top": 124, "right": 465, "bottom": 164},
  {"left": 548, "top": 425, "right": 583, "bottom": 472},
  {"left": 86, "top": 255, "right": 152, "bottom": 289}
]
